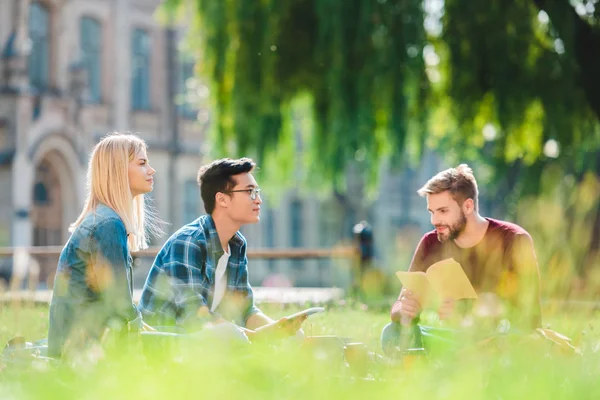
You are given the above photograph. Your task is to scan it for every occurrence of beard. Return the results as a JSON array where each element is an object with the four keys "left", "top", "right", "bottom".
[{"left": 436, "top": 211, "right": 467, "bottom": 243}]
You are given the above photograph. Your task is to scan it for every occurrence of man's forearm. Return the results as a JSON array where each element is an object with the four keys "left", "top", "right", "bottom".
[{"left": 246, "top": 312, "right": 274, "bottom": 330}]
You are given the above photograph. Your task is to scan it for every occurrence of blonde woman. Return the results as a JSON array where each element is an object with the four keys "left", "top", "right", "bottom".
[{"left": 48, "top": 133, "right": 160, "bottom": 359}]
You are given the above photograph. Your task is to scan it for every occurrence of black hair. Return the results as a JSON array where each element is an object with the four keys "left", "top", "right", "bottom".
[{"left": 197, "top": 158, "right": 256, "bottom": 214}]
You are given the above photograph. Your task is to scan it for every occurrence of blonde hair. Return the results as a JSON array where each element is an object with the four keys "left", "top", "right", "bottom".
[
  {"left": 71, "top": 132, "right": 160, "bottom": 251},
  {"left": 417, "top": 164, "right": 479, "bottom": 211}
]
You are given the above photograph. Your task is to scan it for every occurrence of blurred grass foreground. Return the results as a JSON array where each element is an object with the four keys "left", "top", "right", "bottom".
[{"left": 0, "top": 300, "right": 600, "bottom": 399}]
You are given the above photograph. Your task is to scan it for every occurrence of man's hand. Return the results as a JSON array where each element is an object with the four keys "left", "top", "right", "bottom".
[
  {"left": 391, "top": 289, "right": 422, "bottom": 326},
  {"left": 438, "top": 298, "right": 456, "bottom": 321},
  {"left": 276, "top": 315, "right": 307, "bottom": 336},
  {"left": 252, "top": 315, "right": 307, "bottom": 339}
]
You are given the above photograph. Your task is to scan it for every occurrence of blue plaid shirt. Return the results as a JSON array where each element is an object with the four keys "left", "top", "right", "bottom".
[{"left": 138, "top": 215, "right": 261, "bottom": 328}]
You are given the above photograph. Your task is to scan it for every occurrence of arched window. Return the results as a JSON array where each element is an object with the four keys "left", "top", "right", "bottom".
[
  {"left": 131, "top": 28, "right": 151, "bottom": 110},
  {"left": 28, "top": 2, "right": 50, "bottom": 91},
  {"left": 80, "top": 17, "right": 102, "bottom": 103}
]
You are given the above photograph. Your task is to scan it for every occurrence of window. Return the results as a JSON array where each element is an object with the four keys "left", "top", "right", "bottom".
[
  {"left": 290, "top": 199, "right": 303, "bottom": 248},
  {"left": 264, "top": 207, "right": 275, "bottom": 248},
  {"left": 183, "top": 180, "right": 200, "bottom": 223},
  {"left": 131, "top": 28, "right": 151, "bottom": 110},
  {"left": 290, "top": 199, "right": 303, "bottom": 269},
  {"left": 319, "top": 199, "right": 343, "bottom": 247},
  {"left": 176, "top": 58, "right": 198, "bottom": 119},
  {"left": 399, "top": 168, "right": 415, "bottom": 220},
  {"left": 80, "top": 17, "right": 102, "bottom": 103},
  {"left": 28, "top": 2, "right": 50, "bottom": 91},
  {"left": 263, "top": 207, "right": 275, "bottom": 269},
  {"left": 318, "top": 199, "right": 345, "bottom": 272}
]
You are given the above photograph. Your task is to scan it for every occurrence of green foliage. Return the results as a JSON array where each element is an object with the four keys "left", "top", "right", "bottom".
[
  {"left": 164, "top": 0, "right": 600, "bottom": 193},
  {"left": 438, "top": 0, "right": 599, "bottom": 173},
  {"left": 167, "top": 0, "right": 427, "bottom": 189},
  {"left": 517, "top": 168, "right": 600, "bottom": 290}
]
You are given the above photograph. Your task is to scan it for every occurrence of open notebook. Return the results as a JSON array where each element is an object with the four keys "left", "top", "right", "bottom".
[{"left": 396, "top": 258, "right": 478, "bottom": 307}]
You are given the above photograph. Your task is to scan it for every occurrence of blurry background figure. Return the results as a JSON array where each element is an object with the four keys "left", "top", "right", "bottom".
[
  {"left": 352, "top": 221, "right": 385, "bottom": 299},
  {"left": 354, "top": 221, "right": 374, "bottom": 267}
]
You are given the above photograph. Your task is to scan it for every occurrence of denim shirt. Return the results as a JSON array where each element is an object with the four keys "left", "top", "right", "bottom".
[{"left": 48, "top": 203, "right": 142, "bottom": 358}]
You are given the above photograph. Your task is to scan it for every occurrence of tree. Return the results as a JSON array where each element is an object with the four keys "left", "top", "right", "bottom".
[
  {"left": 163, "top": 0, "right": 428, "bottom": 189},
  {"left": 438, "top": 0, "right": 600, "bottom": 254},
  {"left": 162, "top": 0, "right": 599, "bottom": 217},
  {"left": 163, "top": 0, "right": 599, "bottom": 187},
  {"left": 162, "top": 0, "right": 600, "bottom": 279},
  {"left": 438, "top": 0, "right": 600, "bottom": 185}
]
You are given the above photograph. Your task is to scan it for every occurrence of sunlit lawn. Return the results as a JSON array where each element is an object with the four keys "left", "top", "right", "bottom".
[{"left": 1, "top": 301, "right": 600, "bottom": 399}]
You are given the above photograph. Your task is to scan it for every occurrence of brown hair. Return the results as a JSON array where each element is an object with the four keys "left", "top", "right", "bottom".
[{"left": 417, "top": 164, "right": 479, "bottom": 211}]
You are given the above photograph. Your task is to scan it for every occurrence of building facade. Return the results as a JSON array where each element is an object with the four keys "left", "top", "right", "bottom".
[
  {"left": 0, "top": 0, "right": 441, "bottom": 289},
  {"left": 0, "top": 0, "right": 211, "bottom": 284}
]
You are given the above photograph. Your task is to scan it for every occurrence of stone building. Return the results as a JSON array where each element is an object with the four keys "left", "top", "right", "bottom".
[{"left": 0, "top": 0, "right": 440, "bottom": 289}]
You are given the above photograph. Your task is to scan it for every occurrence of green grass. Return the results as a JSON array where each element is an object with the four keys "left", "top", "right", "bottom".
[{"left": 1, "top": 302, "right": 600, "bottom": 399}]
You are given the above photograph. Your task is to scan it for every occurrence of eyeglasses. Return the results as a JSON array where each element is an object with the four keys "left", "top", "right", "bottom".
[{"left": 226, "top": 187, "right": 261, "bottom": 200}]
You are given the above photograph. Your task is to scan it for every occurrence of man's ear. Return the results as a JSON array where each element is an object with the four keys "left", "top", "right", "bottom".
[
  {"left": 215, "top": 192, "right": 229, "bottom": 208},
  {"left": 463, "top": 198, "right": 475, "bottom": 215}
]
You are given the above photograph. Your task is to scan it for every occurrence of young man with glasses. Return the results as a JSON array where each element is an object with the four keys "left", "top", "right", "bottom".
[{"left": 139, "top": 158, "right": 304, "bottom": 340}]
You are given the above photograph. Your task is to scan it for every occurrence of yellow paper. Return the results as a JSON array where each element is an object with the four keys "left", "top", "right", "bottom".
[
  {"left": 396, "top": 258, "right": 477, "bottom": 307},
  {"left": 394, "top": 271, "right": 434, "bottom": 305}
]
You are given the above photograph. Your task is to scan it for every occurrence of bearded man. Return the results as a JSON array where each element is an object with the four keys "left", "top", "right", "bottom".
[{"left": 381, "top": 164, "right": 541, "bottom": 356}]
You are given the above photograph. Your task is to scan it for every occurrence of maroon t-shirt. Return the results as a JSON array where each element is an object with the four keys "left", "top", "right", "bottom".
[{"left": 408, "top": 218, "right": 541, "bottom": 329}]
